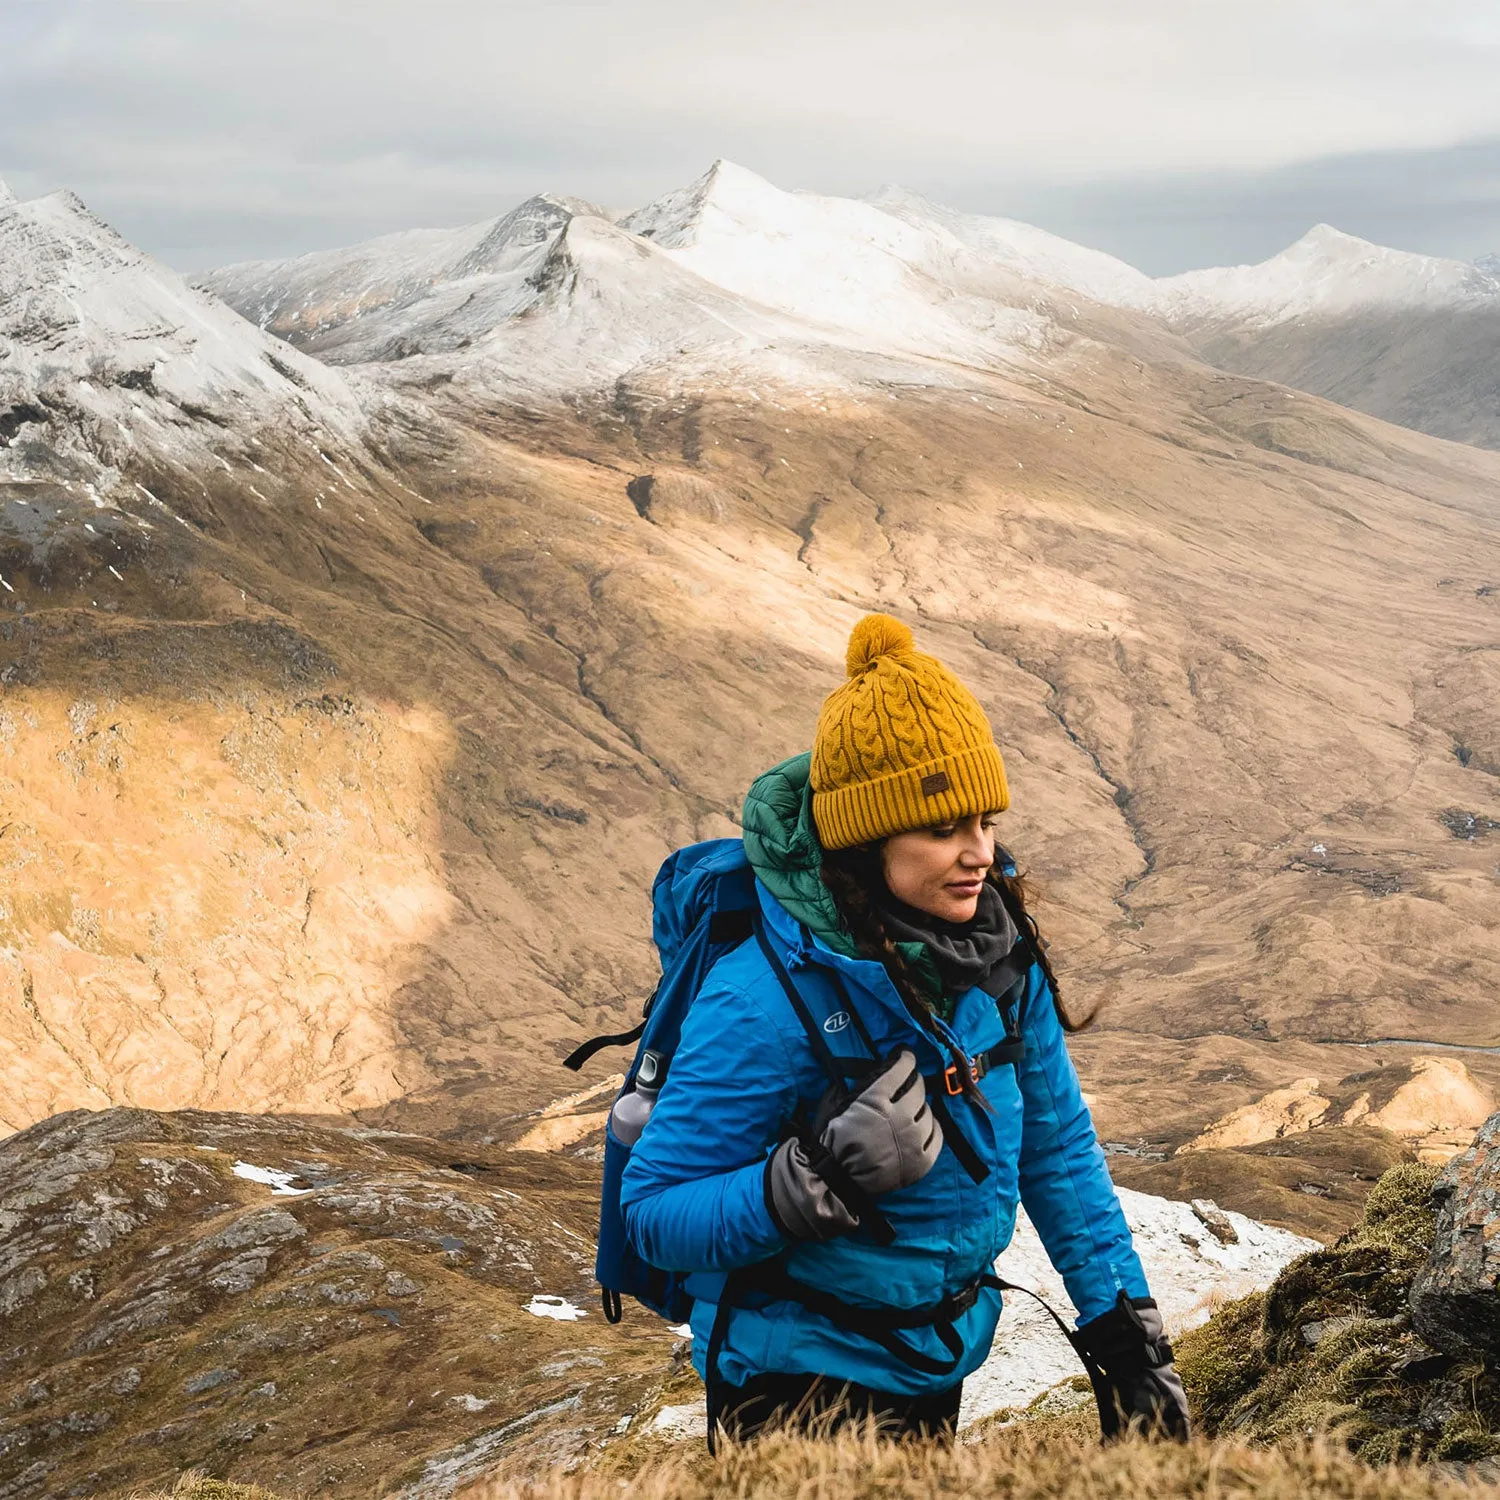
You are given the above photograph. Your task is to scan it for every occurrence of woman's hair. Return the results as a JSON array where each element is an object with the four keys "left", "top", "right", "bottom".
[{"left": 818, "top": 839, "right": 1093, "bottom": 1062}]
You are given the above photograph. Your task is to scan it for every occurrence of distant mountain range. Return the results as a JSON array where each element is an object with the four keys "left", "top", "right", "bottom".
[{"left": 200, "top": 160, "right": 1500, "bottom": 450}]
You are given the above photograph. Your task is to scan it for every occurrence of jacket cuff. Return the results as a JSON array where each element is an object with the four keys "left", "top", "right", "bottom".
[{"left": 762, "top": 1149, "right": 792, "bottom": 1239}]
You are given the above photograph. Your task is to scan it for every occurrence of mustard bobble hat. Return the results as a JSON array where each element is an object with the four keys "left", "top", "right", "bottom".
[{"left": 811, "top": 613, "right": 1010, "bottom": 850}]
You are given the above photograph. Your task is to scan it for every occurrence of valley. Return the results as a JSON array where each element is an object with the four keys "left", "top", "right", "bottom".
[{"left": 1, "top": 156, "right": 1498, "bottom": 1493}]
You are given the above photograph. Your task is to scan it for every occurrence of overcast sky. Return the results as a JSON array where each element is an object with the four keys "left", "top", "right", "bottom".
[{"left": 3, "top": 0, "right": 1499, "bottom": 275}]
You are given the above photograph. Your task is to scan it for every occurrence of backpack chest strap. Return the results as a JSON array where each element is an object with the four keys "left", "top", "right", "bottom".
[{"left": 937, "top": 1037, "right": 1025, "bottom": 1095}]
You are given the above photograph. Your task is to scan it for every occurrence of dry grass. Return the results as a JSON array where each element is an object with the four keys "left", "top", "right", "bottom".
[
  {"left": 460, "top": 1421, "right": 1500, "bottom": 1500},
  {"left": 132, "top": 1474, "right": 286, "bottom": 1500}
]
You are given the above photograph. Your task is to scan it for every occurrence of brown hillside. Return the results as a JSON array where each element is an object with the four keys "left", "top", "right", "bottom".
[{"left": 3, "top": 334, "right": 1500, "bottom": 1147}]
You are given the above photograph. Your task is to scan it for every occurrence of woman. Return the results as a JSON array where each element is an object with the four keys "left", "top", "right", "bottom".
[{"left": 620, "top": 613, "right": 1189, "bottom": 1444}]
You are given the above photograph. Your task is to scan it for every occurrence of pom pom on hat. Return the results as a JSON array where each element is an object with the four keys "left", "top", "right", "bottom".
[
  {"left": 845, "top": 613, "right": 915, "bottom": 678},
  {"left": 812, "top": 612, "right": 1010, "bottom": 849}
]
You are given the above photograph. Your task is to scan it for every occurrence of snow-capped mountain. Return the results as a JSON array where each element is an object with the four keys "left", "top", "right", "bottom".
[
  {"left": 865, "top": 184, "right": 1156, "bottom": 307},
  {"left": 1147, "top": 224, "right": 1500, "bottom": 328},
  {"left": 1135, "top": 225, "right": 1500, "bottom": 450},
  {"left": 0, "top": 182, "right": 365, "bottom": 497},
  {"left": 205, "top": 193, "right": 604, "bottom": 362},
  {"left": 38, "top": 156, "right": 1500, "bottom": 453},
  {"left": 204, "top": 160, "right": 1189, "bottom": 399},
  {"left": 617, "top": 159, "right": 1051, "bottom": 354}
]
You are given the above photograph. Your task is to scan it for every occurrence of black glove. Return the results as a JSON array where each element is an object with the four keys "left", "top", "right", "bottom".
[
  {"left": 765, "top": 1049, "right": 941, "bottom": 1241},
  {"left": 1071, "top": 1293, "right": 1191, "bottom": 1442}
]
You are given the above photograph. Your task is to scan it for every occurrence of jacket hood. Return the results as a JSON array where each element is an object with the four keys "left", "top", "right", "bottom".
[
  {"left": 742, "top": 751, "right": 951, "bottom": 1003},
  {"left": 740, "top": 752, "right": 857, "bottom": 958}
]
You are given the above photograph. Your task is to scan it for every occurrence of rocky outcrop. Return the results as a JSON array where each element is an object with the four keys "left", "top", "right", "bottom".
[
  {"left": 1178, "top": 1077, "right": 1332, "bottom": 1152},
  {"left": 0, "top": 1108, "right": 684, "bottom": 1499},
  {"left": 1411, "top": 1109, "right": 1500, "bottom": 1359},
  {"left": 1179, "top": 1060, "right": 1497, "bottom": 1167},
  {"left": 1343, "top": 1059, "right": 1498, "bottom": 1166},
  {"left": 1177, "top": 1162, "right": 1500, "bottom": 1463}
]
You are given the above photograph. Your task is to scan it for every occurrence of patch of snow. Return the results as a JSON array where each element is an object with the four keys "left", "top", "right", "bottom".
[
  {"left": 231, "top": 1161, "right": 311, "bottom": 1197},
  {"left": 524, "top": 1294, "right": 587, "bottom": 1321},
  {"left": 449, "top": 1393, "right": 490, "bottom": 1412},
  {"left": 649, "top": 1402, "right": 708, "bottom": 1440},
  {"left": 958, "top": 1186, "right": 1316, "bottom": 1427}
]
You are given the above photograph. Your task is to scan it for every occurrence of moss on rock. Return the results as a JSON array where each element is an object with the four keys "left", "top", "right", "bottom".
[{"left": 1175, "top": 1162, "right": 1500, "bottom": 1464}]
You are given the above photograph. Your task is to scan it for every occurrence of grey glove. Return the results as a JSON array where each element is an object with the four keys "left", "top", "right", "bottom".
[
  {"left": 765, "top": 1138, "right": 860, "bottom": 1241},
  {"left": 822, "top": 1048, "right": 942, "bottom": 1196},
  {"left": 765, "top": 1049, "right": 942, "bottom": 1242},
  {"left": 1072, "top": 1294, "right": 1192, "bottom": 1441}
]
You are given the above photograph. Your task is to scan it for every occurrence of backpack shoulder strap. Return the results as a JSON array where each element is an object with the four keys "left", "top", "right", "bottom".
[
  {"left": 752, "top": 915, "right": 856, "bottom": 1088},
  {"left": 563, "top": 1019, "right": 647, "bottom": 1073}
]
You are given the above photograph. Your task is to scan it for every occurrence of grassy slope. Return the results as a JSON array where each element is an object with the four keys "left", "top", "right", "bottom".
[{"left": 145, "top": 1427, "right": 1500, "bottom": 1500}]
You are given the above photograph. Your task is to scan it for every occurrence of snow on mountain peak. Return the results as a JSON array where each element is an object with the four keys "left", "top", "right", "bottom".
[
  {"left": 1288, "top": 222, "right": 1369, "bottom": 254},
  {"left": 1148, "top": 222, "right": 1497, "bottom": 326},
  {"left": 206, "top": 160, "right": 1154, "bottom": 393},
  {"left": 204, "top": 192, "right": 606, "bottom": 360},
  {"left": 0, "top": 185, "right": 362, "bottom": 496},
  {"left": 612, "top": 160, "right": 1069, "bottom": 368},
  {"left": 620, "top": 159, "right": 791, "bottom": 250},
  {"left": 0, "top": 179, "right": 15, "bottom": 209},
  {"left": 450, "top": 192, "right": 603, "bottom": 278},
  {"left": 865, "top": 184, "right": 1156, "bottom": 306}
]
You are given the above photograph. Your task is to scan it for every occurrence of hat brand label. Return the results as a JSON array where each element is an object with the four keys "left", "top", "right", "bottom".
[{"left": 920, "top": 771, "right": 950, "bottom": 797}]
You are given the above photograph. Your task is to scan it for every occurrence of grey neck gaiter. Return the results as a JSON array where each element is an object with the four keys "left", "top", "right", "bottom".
[{"left": 876, "top": 880, "right": 1027, "bottom": 1000}]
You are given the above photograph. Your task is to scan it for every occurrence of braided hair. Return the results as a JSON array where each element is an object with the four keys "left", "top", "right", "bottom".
[{"left": 818, "top": 841, "right": 1092, "bottom": 1052}]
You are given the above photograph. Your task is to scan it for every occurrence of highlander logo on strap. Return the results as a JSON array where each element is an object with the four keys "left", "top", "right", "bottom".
[{"left": 823, "top": 1011, "right": 851, "bottom": 1033}]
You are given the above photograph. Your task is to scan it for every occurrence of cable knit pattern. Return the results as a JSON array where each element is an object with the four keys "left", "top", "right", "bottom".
[{"left": 811, "top": 614, "right": 1009, "bottom": 849}]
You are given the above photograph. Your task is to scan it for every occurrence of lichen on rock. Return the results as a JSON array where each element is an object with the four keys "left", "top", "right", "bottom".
[{"left": 1411, "top": 1109, "right": 1500, "bottom": 1360}]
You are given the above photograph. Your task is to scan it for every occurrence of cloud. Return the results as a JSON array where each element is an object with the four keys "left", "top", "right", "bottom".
[
  {"left": 2, "top": 0, "right": 1499, "bottom": 271},
  {"left": 947, "top": 135, "right": 1500, "bottom": 275}
]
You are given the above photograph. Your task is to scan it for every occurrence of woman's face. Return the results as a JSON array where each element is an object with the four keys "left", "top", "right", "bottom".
[{"left": 881, "top": 812, "right": 999, "bottom": 923}]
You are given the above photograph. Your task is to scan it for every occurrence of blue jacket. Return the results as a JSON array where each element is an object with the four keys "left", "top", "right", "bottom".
[{"left": 620, "top": 859, "right": 1148, "bottom": 1393}]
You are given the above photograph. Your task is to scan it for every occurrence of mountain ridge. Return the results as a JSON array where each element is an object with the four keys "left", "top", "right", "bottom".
[{"left": 197, "top": 159, "right": 1500, "bottom": 448}]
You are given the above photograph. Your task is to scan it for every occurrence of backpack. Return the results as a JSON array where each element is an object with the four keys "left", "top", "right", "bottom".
[
  {"left": 564, "top": 839, "right": 1113, "bottom": 1446},
  {"left": 562, "top": 838, "right": 758, "bottom": 1324},
  {"left": 563, "top": 836, "right": 1036, "bottom": 1327}
]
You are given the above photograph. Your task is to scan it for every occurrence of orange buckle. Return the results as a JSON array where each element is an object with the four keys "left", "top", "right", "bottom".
[{"left": 944, "top": 1057, "right": 981, "bottom": 1094}]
